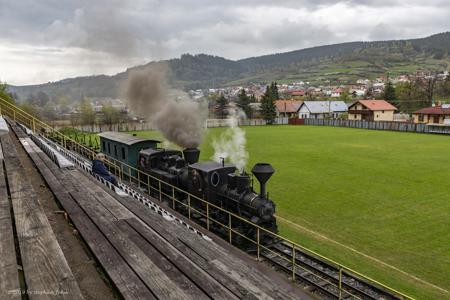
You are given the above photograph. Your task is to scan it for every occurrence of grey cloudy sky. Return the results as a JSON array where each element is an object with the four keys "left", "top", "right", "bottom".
[{"left": 1, "top": 0, "right": 449, "bottom": 85}]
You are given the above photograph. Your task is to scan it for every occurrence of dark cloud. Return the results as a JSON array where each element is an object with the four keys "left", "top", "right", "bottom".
[{"left": 0, "top": 0, "right": 449, "bottom": 84}]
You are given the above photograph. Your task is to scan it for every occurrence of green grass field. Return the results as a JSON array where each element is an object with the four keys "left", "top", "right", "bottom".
[{"left": 126, "top": 125, "right": 450, "bottom": 300}]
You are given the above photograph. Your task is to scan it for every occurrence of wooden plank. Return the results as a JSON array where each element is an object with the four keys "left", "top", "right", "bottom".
[
  {"left": 124, "top": 218, "right": 238, "bottom": 300},
  {"left": 65, "top": 193, "right": 156, "bottom": 300},
  {"left": 0, "top": 143, "right": 21, "bottom": 299},
  {"left": 179, "top": 231, "right": 297, "bottom": 300},
  {"left": 19, "top": 139, "right": 156, "bottom": 300},
  {"left": 68, "top": 169, "right": 135, "bottom": 220},
  {"left": 118, "top": 219, "right": 236, "bottom": 300},
  {"left": 118, "top": 199, "right": 264, "bottom": 299},
  {"left": 70, "top": 190, "right": 194, "bottom": 300},
  {"left": 114, "top": 220, "right": 210, "bottom": 299},
  {"left": 0, "top": 133, "right": 83, "bottom": 300}
]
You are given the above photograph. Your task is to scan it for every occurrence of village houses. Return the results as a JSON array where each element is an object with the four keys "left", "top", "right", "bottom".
[
  {"left": 275, "top": 100, "right": 303, "bottom": 118},
  {"left": 412, "top": 104, "right": 450, "bottom": 125},
  {"left": 348, "top": 100, "right": 397, "bottom": 121},
  {"left": 298, "top": 101, "right": 348, "bottom": 119}
]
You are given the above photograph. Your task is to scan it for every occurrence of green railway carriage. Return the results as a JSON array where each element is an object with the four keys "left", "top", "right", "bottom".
[{"left": 98, "top": 131, "right": 159, "bottom": 175}]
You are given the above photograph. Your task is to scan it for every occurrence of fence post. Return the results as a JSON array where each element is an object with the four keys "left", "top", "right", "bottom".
[
  {"left": 206, "top": 203, "right": 210, "bottom": 230},
  {"left": 339, "top": 268, "right": 343, "bottom": 299}
]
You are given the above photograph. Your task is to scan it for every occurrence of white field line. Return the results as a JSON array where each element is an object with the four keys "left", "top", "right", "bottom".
[{"left": 277, "top": 216, "right": 449, "bottom": 295}]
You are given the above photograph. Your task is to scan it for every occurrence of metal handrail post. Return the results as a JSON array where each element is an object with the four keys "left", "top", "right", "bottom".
[
  {"left": 172, "top": 186, "right": 175, "bottom": 209},
  {"left": 228, "top": 214, "right": 232, "bottom": 244},
  {"left": 339, "top": 268, "right": 343, "bottom": 299},
  {"left": 138, "top": 171, "right": 141, "bottom": 188},
  {"left": 256, "top": 228, "right": 260, "bottom": 260},
  {"left": 206, "top": 203, "right": 210, "bottom": 230},
  {"left": 158, "top": 181, "right": 162, "bottom": 201},
  {"left": 188, "top": 195, "right": 191, "bottom": 220},
  {"left": 292, "top": 245, "right": 296, "bottom": 280}
]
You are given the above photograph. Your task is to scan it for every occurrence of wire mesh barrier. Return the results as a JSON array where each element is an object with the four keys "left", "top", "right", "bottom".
[
  {"left": 0, "top": 97, "right": 414, "bottom": 300},
  {"left": 303, "top": 118, "right": 450, "bottom": 134}
]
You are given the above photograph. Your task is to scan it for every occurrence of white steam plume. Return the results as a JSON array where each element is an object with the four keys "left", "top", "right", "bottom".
[{"left": 211, "top": 108, "right": 248, "bottom": 173}]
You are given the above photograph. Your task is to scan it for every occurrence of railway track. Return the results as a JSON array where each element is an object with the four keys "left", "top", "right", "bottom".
[{"left": 262, "top": 242, "right": 401, "bottom": 300}]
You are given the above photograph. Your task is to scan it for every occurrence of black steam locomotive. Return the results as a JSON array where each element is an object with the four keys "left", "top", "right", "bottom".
[{"left": 137, "top": 146, "right": 278, "bottom": 246}]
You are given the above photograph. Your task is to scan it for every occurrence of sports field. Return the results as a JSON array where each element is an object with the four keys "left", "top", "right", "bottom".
[{"left": 127, "top": 125, "right": 450, "bottom": 299}]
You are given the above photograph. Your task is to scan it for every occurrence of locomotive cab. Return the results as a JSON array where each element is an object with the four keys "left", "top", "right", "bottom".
[{"left": 186, "top": 162, "right": 236, "bottom": 202}]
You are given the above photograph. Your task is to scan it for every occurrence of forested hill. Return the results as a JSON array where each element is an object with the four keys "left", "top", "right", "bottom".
[{"left": 8, "top": 32, "right": 450, "bottom": 101}]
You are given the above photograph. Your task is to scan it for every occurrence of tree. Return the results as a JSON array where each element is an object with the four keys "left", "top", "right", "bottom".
[
  {"left": 424, "top": 75, "right": 437, "bottom": 106},
  {"left": 383, "top": 80, "right": 397, "bottom": 102},
  {"left": 339, "top": 90, "right": 351, "bottom": 101},
  {"left": 216, "top": 94, "right": 228, "bottom": 119},
  {"left": 79, "top": 97, "right": 96, "bottom": 131},
  {"left": 236, "top": 89, "right": 252, "bottom": 118},
  {"left": 57, "top": 96, "right": 71, "bottom": 114},
  {"left": 42, "top": 102, "right": 57, "bottom": 122},
  {"left": 0, "top": 82, "right": 14, "bottom": 103},
  {"left": 394, "top": 78, "right": 435, "bottom": 112},
  {"left": 34, "top": 91, "right": 50, "bottom": 107},
  {"left": 269, "top": 82, "right": 279, "bottom": 100},
  {"left": 20, "top": 103, "right": 40, "bottom": 118},
  {"left": 260, "top": 84, "right": 277, "bottom": 124},
  {"left": 102, "top": 102, "right": 120, "bottom": 130}
]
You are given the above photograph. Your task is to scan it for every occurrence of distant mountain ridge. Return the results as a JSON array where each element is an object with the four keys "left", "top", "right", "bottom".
[{"left": 8, "top": 32, "right": 450, "bottom": 101}]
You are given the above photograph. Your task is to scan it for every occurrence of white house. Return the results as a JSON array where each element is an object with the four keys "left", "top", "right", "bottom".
[{"left": 298, "top": 101, "right": 348, "bottom": 119}]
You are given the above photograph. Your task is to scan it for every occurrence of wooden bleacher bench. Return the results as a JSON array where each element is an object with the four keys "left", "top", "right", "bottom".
[{"left": 0, "top": 131, "right": 83, "bottom": 300}]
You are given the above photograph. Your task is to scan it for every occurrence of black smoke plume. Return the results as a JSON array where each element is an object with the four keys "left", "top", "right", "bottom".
[{"left": 124, "top": 65, "right": 205, "bottom": 148}]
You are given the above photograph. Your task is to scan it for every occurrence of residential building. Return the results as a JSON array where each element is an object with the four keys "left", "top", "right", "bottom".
[
  {"left": 298, "top": 101, "right": 348, "bottom": 119},
  {"left": 331, "top": 88, "right": 343, "bottom": 98},
  {"left": 348, "top": 100, "right": 397, "bottom": 121},
  {"left": 412, "top": 104, "right": 450, "bottom": 124},
  {"left": 275, "top": 100, "right": 303, "bottom": 118}
]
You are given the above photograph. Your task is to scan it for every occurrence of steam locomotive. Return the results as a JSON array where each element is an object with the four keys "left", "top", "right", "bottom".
[{"left": 137, "top": 146, "right": 278, "bottom": 246}]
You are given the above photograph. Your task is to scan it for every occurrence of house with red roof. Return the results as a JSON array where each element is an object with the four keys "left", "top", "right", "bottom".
[
  {"left": 348, "top": 100, "right": 397, "bottom": 121},
  {"left": 412, "top": 104, "right": 450, "bottom": 124},
  {"left": 275, "top": 100, "right": 303, "bottom": 118}
]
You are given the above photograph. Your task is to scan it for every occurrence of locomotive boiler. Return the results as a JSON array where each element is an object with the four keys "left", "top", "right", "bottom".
[{"left": 137, "top": 147, "right": 278, "bottom": 245}]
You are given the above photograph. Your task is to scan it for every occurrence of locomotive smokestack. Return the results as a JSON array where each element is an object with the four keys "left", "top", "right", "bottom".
[
  {"left": 251, "top": 163, "right": 275, "bottom": 198},
  {"left": 183, "top": 148, "right": 200, "bottom": 164}
]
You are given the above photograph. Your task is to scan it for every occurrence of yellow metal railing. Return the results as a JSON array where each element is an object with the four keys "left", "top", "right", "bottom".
[{"left": 0, "top": 97, "right": 414, "bottom": 300}]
